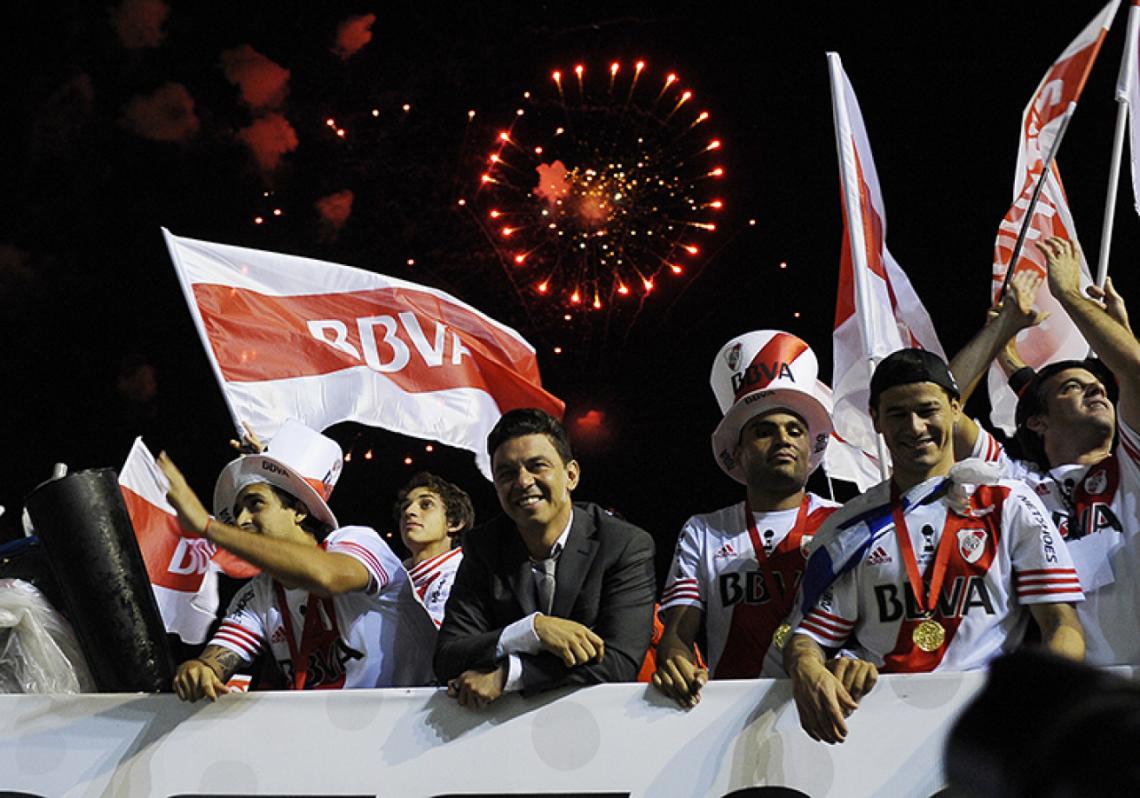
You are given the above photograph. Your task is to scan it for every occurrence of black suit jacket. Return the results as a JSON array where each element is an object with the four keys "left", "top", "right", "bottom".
[{"left": 433, "top": 501, "right": 656, "bottom": 694}]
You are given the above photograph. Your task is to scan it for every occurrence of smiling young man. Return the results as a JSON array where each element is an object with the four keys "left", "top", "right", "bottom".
[
  {"left": 954, "top": 236, "right": 1140, "bottom": 667},
  {"left": 433, "top": 408, "right": 656, "bottom": 709},
  {"left": 395, "top": 472, "right": 474, "bottom": 627},
  {"left": 784, "top": 350, "right": 1084, "bottom": 744},
  {"left": 158, "top": 420, "right": 437, "bottom": 701},
  {"left": 653, "top": 331, "right": 842, "bottom": 709}
]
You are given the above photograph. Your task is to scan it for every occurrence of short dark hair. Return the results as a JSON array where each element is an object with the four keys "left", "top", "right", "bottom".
[
  {"left": 869, "top": 348, "right": 960, "bottom": 410},
  {"left": 1014, "top": 358, "right": 1118, "bottom": 470},
  {"left": 268, "top": 485, "right": 333, "bottom": 543},
  {"left": 486, "top": 408, "right": 573, "bottom": 464},
  {"left": 392, "top": 472, "right": 475, "bottom": 537}
]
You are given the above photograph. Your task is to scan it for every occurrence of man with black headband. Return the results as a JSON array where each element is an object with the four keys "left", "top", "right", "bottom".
[
  {"left": 955, "top": 236, "right": 1140, "bottom": 667},
  {"left": 784, "top": 349, "right": 1084, "bottom": 744}
]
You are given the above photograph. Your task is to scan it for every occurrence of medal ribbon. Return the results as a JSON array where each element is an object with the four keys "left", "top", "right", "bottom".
[
  {"left": 744, "top": 493, "right": 811, "bottom": 603},
  {"left": 273, "top": 581, "right": 334, "bottom": 691},
  {"left": 890, "top": 481, "right": 956, "bottom": 618},
  {"left": 714, "top": 495, "right": 812, "bottom": 679}
]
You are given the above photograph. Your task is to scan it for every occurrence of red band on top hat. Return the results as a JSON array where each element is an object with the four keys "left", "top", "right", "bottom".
[
  {"left": 304, "top": 476, "right": 334, "bottom": 501},
  {"left": 732, "top": 333, "right": 809, "bottom": 402}
]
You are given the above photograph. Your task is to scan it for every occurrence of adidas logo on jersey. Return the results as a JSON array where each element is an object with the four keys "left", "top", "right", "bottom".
[
  {"left": 270, "top": 626, "right": 287, "bottom": 644},
  {"left": 867, "top": 545, "right": 892, "bottom": 566},
  {"left": 714, "top": 542, "right": 737, "bottom": 559}
]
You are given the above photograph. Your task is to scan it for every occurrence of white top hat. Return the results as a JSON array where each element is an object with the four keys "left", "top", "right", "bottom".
[
  {"left": 710, "top": 330, "right": 833, "bottom": 484},
  {"left": 213, "top": 419, "right": 344, "bottom": 530}
]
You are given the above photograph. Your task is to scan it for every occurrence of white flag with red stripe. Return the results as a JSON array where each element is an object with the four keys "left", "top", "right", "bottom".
[
  {"left": 119, "top": 437, "right": 259, "bottom": 644},
  {"left": 163, "top": 229, "right": 565, "bottom": 478},
  {"left": 826, "top": 53, "right": 945, "bottom": 489},
  {"left": 1118, "top": 0, "right": 1140, "bottom": 216},
  {"left": 988, "top": 1, "right": 1119, "bottom": 433}
]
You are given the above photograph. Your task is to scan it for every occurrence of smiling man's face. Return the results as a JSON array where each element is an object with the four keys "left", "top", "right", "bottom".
[
  {"left": 872, "top": 381, "right": 961, "bottom": 486},
  {"left": 491, "top": 433, "right": 580, "bottom": 537}
]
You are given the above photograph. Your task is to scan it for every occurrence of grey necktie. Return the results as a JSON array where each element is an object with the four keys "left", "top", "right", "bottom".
[{"left": 534, "top": 557, "right": 557, "bottom": 614}]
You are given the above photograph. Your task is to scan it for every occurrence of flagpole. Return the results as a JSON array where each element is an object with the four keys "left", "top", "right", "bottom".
[
  {"left": 1097, "top": 100, "right": 1128, "bottom": 286},
  {"left": 827, "top": 52, "right": 890, "bottom": 480},
  {"left": 1000, "top": 106, "right": 1076, "bottom": 297},
  {"left": 1100, "top": 1, "right": 1139, "bottom": 286}
]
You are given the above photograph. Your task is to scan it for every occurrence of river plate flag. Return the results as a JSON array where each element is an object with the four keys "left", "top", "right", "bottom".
[
  {"left": 162, "top": 229, "right": 565, "bottom": 479},
  {"left": 988, "top": 1, "right": 1118, "bottom": 433},
  {"left": 827, "top": 53, "right": 945, "bottom": 490},
  {"left": 119, "top": 437, "right": 259, "bottom": 644}
]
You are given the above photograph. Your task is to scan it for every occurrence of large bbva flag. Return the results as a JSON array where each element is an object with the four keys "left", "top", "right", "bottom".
[
  {"left": 1118, "top": 0, "right": 1140, "bottom": 216},
  {"left": 119, "top": 437, "right": 258, "bottom": 643},
  {"left": 162, "top": 229, "right": 565, "bottom": 478},
  {"left": 988, "top": 1, "right": 1118, "bottom": 433},
  {"left": 826, "top": 53, "right": 945, "bottom": 489}
]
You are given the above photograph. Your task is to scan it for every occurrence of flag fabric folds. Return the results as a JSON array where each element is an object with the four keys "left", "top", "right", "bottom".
[
  {"left": 163, "top": 229, "right": 564, "bottom": 479},
  {"left": 988, "top": 1, "right": 1119, "bottom": 433},
  {"left": 827, "top": 52, "right": 945, "bottom": 490},
  {"left": 119, "top": 437, "right": 258, "bottom": 644}
]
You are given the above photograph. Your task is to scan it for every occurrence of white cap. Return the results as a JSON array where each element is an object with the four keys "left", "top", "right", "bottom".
[
  {"left": 710, "top": 330, "right": 833, "bottom": 484},
  {"left": 213, "top": 419, "right": 344, "bottom": 529}
]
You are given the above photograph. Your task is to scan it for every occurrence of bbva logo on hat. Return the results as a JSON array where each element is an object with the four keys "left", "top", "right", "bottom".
[
  {"left": 213, "top": 419, "right": 344, "bottom": 529},
  {"left": 710, "top": 330, "right": 833, "bottom": 484}
]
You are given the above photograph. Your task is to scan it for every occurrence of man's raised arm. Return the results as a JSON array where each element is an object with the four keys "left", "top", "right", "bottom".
[
  {"left": 949, "top": 269, "right": 1047, "bottom": 457},
  {"left": 1038, "top": 237, "right": 1140, "bottom": 428}
]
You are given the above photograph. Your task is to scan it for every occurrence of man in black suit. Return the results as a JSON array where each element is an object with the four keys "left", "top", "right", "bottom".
[{"left": 434, "top": 408, "right": 656, "bottom": 708}]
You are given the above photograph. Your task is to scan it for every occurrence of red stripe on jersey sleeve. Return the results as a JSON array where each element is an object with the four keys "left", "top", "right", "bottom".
[
  {"left": 1016, "top": 568, "right": 1078, "bottom": 578},
  {"left": 212, "top": 623, "right": 262, "bottom": 658},
  {"left": 1018, "top": 586, "right": 1084, "bottom": 597},
  {"left": 331, "top": 540, "right": 390, "bottom": 591},
  {"left": 799, "top": 616, "right": 851, "bottom": 646},
  {"left": 806, "top": 609, "right": 855, "bottom": 629}
]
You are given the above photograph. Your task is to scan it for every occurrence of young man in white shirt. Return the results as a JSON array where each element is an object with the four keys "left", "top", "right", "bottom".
[
  {"left": 954, "top": 236, "right": 1140, "bottom": 667},
  {"left": 159, "top": 420, "right": 436, "bottom": 700},
  {"left": 785, "top": 350, "right": 1084, "bottom": 744},
  {"left": 395, "top": 471, "right": 474, "bottom": 627}
]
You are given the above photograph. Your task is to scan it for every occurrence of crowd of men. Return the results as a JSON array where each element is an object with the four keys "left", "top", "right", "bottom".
[{"left": 159, "top": 236, "right": 1139, "bottom": 744}]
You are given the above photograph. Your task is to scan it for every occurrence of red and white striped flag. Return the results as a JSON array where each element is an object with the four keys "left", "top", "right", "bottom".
[
  {"left": 119, "top": 437, "right": 258, "bottom": 643},
  {"left": 1118, "top": 0, "right": 1140, "bottom": 216},
  {"left": 988, "top": 1, "right": 1119, "bottom": 433},
  {"left": 826, "top": 53, "right": 945, "bottom": 489},
  {"left": 163, "top": 229, "right": 565, "bottom": 478}
]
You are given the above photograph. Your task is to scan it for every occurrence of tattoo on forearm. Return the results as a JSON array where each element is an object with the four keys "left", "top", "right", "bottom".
[{"left": 200, "top": 645, "right": 245, "bottom": 680}]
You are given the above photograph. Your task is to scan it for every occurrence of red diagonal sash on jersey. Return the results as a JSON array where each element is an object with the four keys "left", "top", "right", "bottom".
[
  {"left": 163, "top": 229, "right": 564, "bottom": 479},
  {"left": 881, "top": 486, "right": 1005, "bottom": 673},
  {"left": 987, "top": 1, "right": 1119, "bottom": 433},
  {"left": 715, "top": 499, "right": 832, "bottom": 679},
  {"left": 274, "top": 582, "right": 345, "bottom": 690}
]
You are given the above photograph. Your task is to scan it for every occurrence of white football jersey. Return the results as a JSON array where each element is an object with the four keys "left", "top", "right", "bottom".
[
  {"left": 661, "top": 494, "right": 838, "bottom": 677},
  {"left": 973, "top": 419, "right": 1140, "bottom": 666},
  {"left": 791, "top": 476, "right": 1082, "bottom": 672},
  {"left": 407, "top": 547, "right": 463, "bottom": 627},
  {"left": 210, "top": 526, "right": 438, "bottom": 688}
]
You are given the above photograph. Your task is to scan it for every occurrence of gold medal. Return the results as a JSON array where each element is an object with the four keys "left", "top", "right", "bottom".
[
  {"left": 772, "top": 623, "right": 792, "bottom": 650},
  {"left": 912, "top": 618, "right": 946, "bottom": 652}
]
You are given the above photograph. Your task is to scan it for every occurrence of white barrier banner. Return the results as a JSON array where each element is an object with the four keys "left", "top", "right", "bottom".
[{"left": 0, "top": 675, "right": 998, "bottom": 797}]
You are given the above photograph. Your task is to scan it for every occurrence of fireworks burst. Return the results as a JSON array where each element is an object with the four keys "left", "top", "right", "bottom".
[{"left": 473, "top": 60, "right": 725, "bottom": 325}]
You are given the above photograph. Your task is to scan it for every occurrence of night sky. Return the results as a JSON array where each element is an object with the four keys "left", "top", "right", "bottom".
[{"left": 4, "top": 1, "right": 1137, "bottom": 582}]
